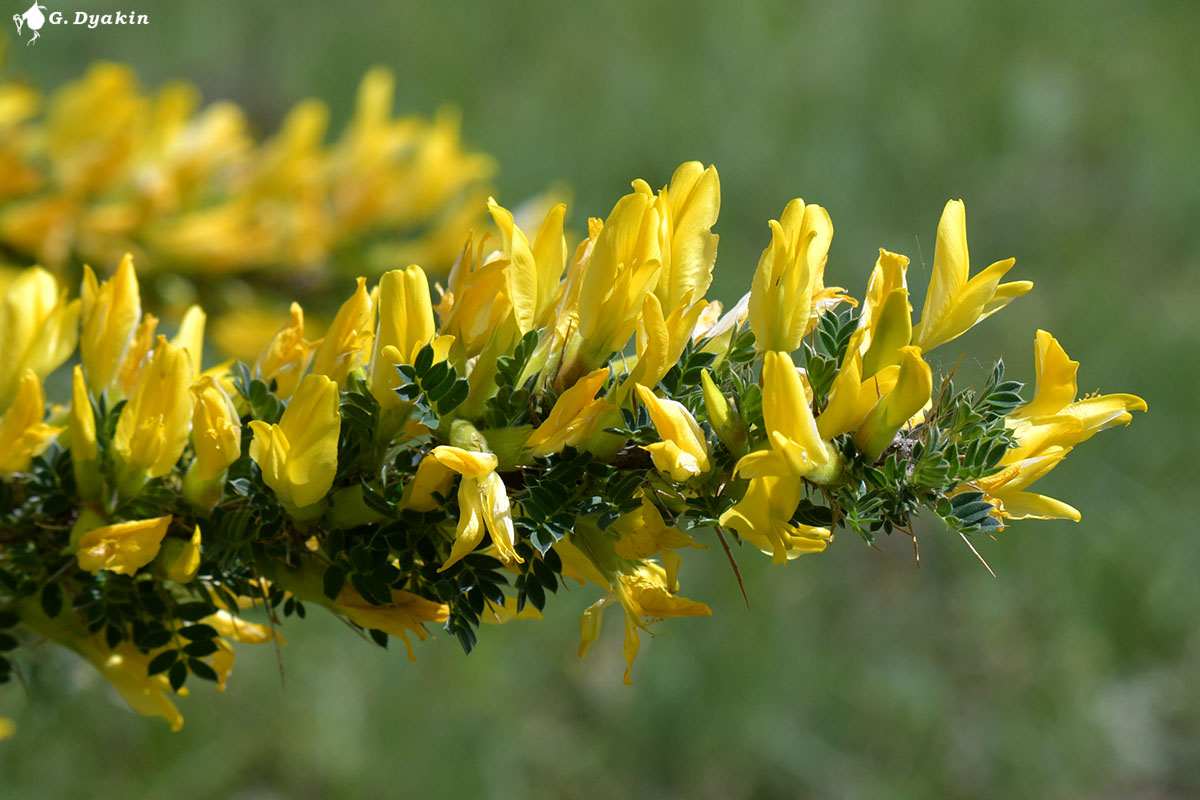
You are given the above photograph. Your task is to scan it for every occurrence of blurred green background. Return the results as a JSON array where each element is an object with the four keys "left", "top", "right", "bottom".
[{"left": 2, "top": 1, "right": 1196, "bottom": 797}]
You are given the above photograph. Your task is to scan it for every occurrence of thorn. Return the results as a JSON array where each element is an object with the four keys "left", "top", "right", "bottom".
[
  {"left": 958, "top": 530, "right": 996, "bottom": 578},
  {"left": 714, "top": 525, "right": 750, "bottom": 610}
]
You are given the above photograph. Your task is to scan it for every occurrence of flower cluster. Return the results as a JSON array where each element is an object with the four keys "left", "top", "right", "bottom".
[
  {"left": 0, "top": 61, "right": 493, "bottom": 279},
  {"left": 0, "top": 161, "right": 1145, "bottom": 731}
]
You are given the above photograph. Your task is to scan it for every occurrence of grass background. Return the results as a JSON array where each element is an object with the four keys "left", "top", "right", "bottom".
[{"left": 2, "top": 1, "right": 1197, "bottom": 797}]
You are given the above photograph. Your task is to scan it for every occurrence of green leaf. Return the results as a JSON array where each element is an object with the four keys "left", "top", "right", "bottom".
[
  {"left": 187, "top": 658, "right": 219, "bottom": 682},
  {"left": 178, "top": 624, "right": 218, "bottom": 641},
  {"left": 147, "top": 649, "right": 178, "bottom": 676},
  {"left": 168, "top": 661, "right": 188, "bottom": 691},
  {"left": 323, "top": 565, "right": 347, "bottom": 601},
  {"left": 40, "top": 583, "right": 62, "bottom": 619}
]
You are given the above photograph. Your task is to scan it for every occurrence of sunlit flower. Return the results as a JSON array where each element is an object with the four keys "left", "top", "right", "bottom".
[
  {"left": 256, "top": 302, "right": 320, "bottom": 398},
  {"left": 525, "top": 368, "right": 611, "bottom": 456},
  {"left": 249, "top": 373, "right": 341, "bottom": 512},
  {"left": 113, "top": 336, "right": 193, "bottom": 482},
  {"left": 720, "top": 474, "right": 831, "bottom": 564},
  {"left": 311, "top": 277, "right": 375, "bottom": 385},
  {"left": 0, "top": 265, "right": 79, "bottom": 408},
  {"left": 0, "top": 371, "right": 63, "bottom": 478},
  {"left": 431, "top": 444, "right": 522, "bottom": 569},
  {"left": 911, "top": 200, "right": 1032, "bottom": 352},
  {"left": 634, "top": 384, "right": 710, "bottom": 481},
  {"left": 333, "top": 586, "right": 450, "bottom": 661},
  {"left": 748, "top": 198, "right": 850, "bottom": 353},
  {"left": 76, "top": 515, "right": 172, "bottom": 576},
  {"left": 80, "top": 254, "right": 141, "bottom": 395}
]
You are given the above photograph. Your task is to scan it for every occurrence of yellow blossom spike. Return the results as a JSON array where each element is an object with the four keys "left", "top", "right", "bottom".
[
  {"left": 369, "top": 265, "right": 450, "bottom": 410},
  {"left": 612, "top": 495, "right": 705, "bottom": 593},
  {"left": 701, "top": 368, "right": 745, "bottom": 452},
  {"left": 79, "top": 638, "right": 184, "bottom": 731},
  {"left": 525, "top": 368, "right": 611, "bottom": 456},
  {"left": 162, "top": 525, "right": 202, "bottom": 584},
  {"left": 859, "top": 287, "right": 912, "bottom": 377},
  {"left": 70, "top": 365, "right": 100, "bottom": 498},
  {"left": 857, "top": 249, "right": 910, "bottom": 350},
  {"left": 0, "top": 370, "right": 64, "bottom": 477},
  {"left": 816, "top": 329, "right": 866, "bottom": 441},
  {"left": 80, "top": 254, "right": 141, "bottom": 395},
  {"left": 735, "top": 351, "right": 840, "bottom": 483},
  {"left": 311, "top": 277, "right": 375, "bottom": 385},
  {"left": 576, "top": 191, "right": 663, "bottom": 367},
  {"left": 748, "top": 199, "right": 841, "bottom": 352},
  {"left": 188, "top": 376, "right": 241, "bottom": 481},
  {"left": 113, "top": 336, "right": 194, "bottom": 484},
  {"left": 634, "top": 384, "right": 710, "bottom": 481},
  {"left": 855, "top": 346, "right": 933, "bottom": 461},
  {"left": 911, "top": 200, "right": 1033, "bottom": 351},
  {"left": 1011, "top": 329, "right": 1080, "bottom": 420},
  {"left": 77, "top": 515, "right": 173, "bottom": 575},
  {"left": 488, "top": 198, "right": 539, "bottom": 335},
  {"left": 257, "top": 302, "right": 319, "bottom": 398},
  {"left": 651, "top": 161, "right": 720, "bottom": 313},
  {"left": 117, "top": 313, "right": 159, "bottom": 396},
  {"left": 248, "top": 373, "right": 340, "bottom": 512},
  {"left": 398, "top": 453, "right": 455, "bottom": 512},
  {"left": 171, "top": 305, "right": 206, "bottom": 378},
  {"left": 431, "top": 445, "right": 521, "bottom": 569},
  {"left": 720, "top": 475, "right": 832, "bottom": 564},
  {"left": 613, "top": 563, "right": 711, "bottom": 684},
  {"left": 0, "top": 265, "right": 80, "bottom": 408},
  {"left": 333, "top": 586, "right": 449, "bottom": 662}
]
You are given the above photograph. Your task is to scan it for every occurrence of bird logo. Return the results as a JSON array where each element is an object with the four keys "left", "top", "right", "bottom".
[{"left": 12, "top": 2, "right": 47, "bottom": 45}]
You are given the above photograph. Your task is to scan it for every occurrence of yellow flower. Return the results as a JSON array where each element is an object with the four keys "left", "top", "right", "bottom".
[
  {"left": 69, "top": 365, "right": 100, "bottom": 498},
  {"left": 578, "top": 563, "right": 710, "bottom": 685},
  {"left": 311, "top": 277, "right": 376, "bottom": 385},
  {"left": 814, "top": 329, "right": 868, "bottom": 441},
  {"left": 748, "top": 198, "right": 849, "bottom": 352},
  {"left": 430, "top": 445, "right": 522, "bottom": 569},
  {"left": 249, "top": 373, "right": 341, "bottom": 512},
  {"left": 256, "top": 302, "right": 320, "bottom": 398},
  {"left": 189, "top": 376, "right": 241, "bottom": 481},
  {"left": 641, "top": 161, "right": 721, "bottom": 314},
  {"left": 611, "top": 495, "right": 704, "bottom": 593},
  {"left": 911, "top": 200, "right": 1033, "bottom": 351},
  {"left": 0, "top": 717, "right": 13, "bottom": 741},
  {"left": 974, "top": 447, "right": 1082, "bottom": 522},
  {"left": 79, "top": 638, "right": 184, "bottom": 731},
  {"left": 719, "top": 475, "right": 831, "bottom": 564},
  {"left": 857, "top": 249, "right": 913, "bottom": 376},
  {"left": 855, "top": 346, "right": 933, "bottom": 461},
  {"left": 700, "top": 368, "right": 745, "bottom": 452},
  {"left": 113, "top": 336, "right": 194, "bottom": 480},
  {"left": 171, "top": 305, "right": 206, "bottom": 379},
  {"left": 369, "top": 265, "right": 454, "bottom": 410},
  {"left": 488, "top": 198, "right": 568, "bottom": 334},
  {"left": 333, "top": 586, "right": 449, "bottom": 661},
  {"left": 633, "top": 384, "right": 710, "bottom": 481},
  {"left": 0, "top": 265, "right": 80, "bottom": 408},
  {"left": 576, "top": 190, "right": 663, "bottom": 367},
  {"left": 0, "top": 371, "right": 64, "bottom": 478},
  {"left": 162, "top": 525, "right": 202, "bottom": 583},
  {"left": 1007, "top": 330, "right": 1148, "bottom": 443},
  {"left": 76, "top": 515, "right": 173, "bottom": 575},
  {"left": 397, "top": 453, "right": 456, "bottom": 512},
  {"left": 735, "top": 351, "right": 841, "bottom": 484},
  {"left": 116, "top": 313, "right": 159, "bottom": 396},
  {"left": 80, "top": 254, "right": 141, "bottom": 395},
  {"left": 525, "top": 368, "right": 612, "bottom": 456},
  {"left": 971, "top": 331, "right": 1147, "bottom": 522}
]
